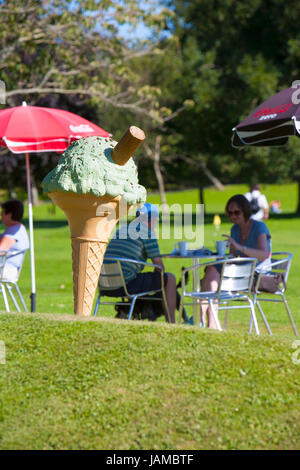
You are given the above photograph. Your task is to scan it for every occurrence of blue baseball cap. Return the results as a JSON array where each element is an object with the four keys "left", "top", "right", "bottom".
[{"left": 136, "top": 203, "right": 160, "bottom": 219}]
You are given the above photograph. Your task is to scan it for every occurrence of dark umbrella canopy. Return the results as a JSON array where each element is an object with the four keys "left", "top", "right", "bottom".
[{"left": 232, "top": 84, "right": 300, "bottom": 147}]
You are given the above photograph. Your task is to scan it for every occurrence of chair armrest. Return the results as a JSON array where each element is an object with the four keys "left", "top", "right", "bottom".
[
  {"left": 181, "top": 258, "right": 225, "bottom": 276},
  {"left": 180, "top": 259, "right": 228, "bottom": 294},
  {"left": 256, "top": 257, "right": 289, "bottom": 273},
  {"left": 104, "top": 256, "right": 165, "bottom": 272},
  {"left": 180, "top": 257, "right": 248, "bottom": 276},
  {"left": 272, "top": 252, "right": 293, "bottom": 258},
  {"left": 6, "top": 249, "right": 28, "bottom": 259},
  {"left": 102, "top": 256, "right": 167, "bottom": 304}
]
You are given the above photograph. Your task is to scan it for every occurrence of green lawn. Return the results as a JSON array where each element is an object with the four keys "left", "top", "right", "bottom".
[
  {"left": 0, "top": 313, "right": 299, "bottom": 450},
  {"left": 147, "top": 183, "right": 298, "bottom": 214},
  {"left": 0, "top": 184, "right": 299, "bottom": 449}
]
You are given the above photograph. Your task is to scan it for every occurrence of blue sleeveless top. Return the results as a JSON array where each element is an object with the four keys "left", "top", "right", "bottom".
[{"left": 231, "top": 220, "right": 271, "bottom": 256}]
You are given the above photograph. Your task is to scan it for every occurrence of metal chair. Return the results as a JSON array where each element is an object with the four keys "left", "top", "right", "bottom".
[
  {"left": 93, "top": 257, "right": 170, "bottom": 322},
  {"left": 0, "top": 249, "right": 28, "bottom": 313},
  {"left": 179, "top": 257, "right": 259, "bottom": 334},
  {"left": 251, "top": 252, "right": 298, "bottom": 336}
]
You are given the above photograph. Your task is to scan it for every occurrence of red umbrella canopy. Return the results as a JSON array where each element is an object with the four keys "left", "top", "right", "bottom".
[
  {"left": 232, "top": 84, "right": 300, "bottom": 147},
  {"left": 0, "top": 102, "right": 110, "bottom": 153},
  {"left": 0, "top": 102, "right": 110, "bottom": 313}
]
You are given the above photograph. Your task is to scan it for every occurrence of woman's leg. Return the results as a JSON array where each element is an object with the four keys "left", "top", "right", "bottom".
[{"left": 200, "top": 265, "right": 220, "bottom": 328}]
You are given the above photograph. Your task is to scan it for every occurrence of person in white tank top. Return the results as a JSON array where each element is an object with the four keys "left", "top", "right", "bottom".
[{"left": 0, "top": 200, "right": 29, "bottom": 282}]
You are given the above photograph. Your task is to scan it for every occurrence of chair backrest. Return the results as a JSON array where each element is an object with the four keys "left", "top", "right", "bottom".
[
  {"left": 99, "top": 256, "right": 165, "bottom": 297},
  {"left": 0, "top": 252, "right": 8, "bottom": 279},
  {"left": 99, "top": 259, "right": 125, "bottom": 291},
  {"left": 269, "top": 252, "right": 293, "bottom": 286},
  {"left": 219, "top": 258, "right": 256, "bottom": 294},
  {"left": 5, "top": 249, "right": 28, "bottom": 282}
]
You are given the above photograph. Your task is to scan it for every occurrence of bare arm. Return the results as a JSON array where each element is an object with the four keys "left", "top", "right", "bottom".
[
  {"left": 223, "top": 233, "right": 269, "bottom": 261},
  {"left": 151, "top": 256, "right": 165, "bottom": 272},
  {"left": 0, "top": 235, "right": 16, "bottom": 252}
]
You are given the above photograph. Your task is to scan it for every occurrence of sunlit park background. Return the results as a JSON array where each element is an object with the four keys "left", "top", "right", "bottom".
[
  {"left": 1, "top": 0, "right": 300, "bottom": 451},
  {"left": 8, "top": 182, "right": 300, "bottom": 320}
]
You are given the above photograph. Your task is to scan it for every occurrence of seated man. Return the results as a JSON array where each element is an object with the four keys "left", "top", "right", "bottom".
[{"left": 102, "top": 203, "right": 176, "bottom": 323}]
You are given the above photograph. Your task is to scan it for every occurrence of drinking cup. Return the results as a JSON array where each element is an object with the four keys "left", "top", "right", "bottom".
[
  {"left": 216, "top": 240, "right": 227, "bottom": 256},
  {"left": 176, "top": 241, "right": 188, "bottom": 256}
]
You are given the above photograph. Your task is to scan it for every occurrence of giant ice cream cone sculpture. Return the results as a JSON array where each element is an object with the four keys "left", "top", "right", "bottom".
[{"left": 42, "top": 126, "right": 147, "bottom": 316}]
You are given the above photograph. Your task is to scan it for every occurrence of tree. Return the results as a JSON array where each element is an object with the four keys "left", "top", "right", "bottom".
[
  {"left": 0, "top": 0, "right": 178, "bottom": 197},
  {"left": 2, "top": 1, "right": 173, "bottom": 115},
  {"left": 163, "top": 0, "right": 300, "bottom": 209}
]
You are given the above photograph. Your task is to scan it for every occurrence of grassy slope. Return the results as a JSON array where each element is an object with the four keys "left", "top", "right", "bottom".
[
  {"left": 0, "top": 313, "right": 299, "bottom": 450},
  {"left": 0, "top": 183, "right": 299, "bottom": 449}
]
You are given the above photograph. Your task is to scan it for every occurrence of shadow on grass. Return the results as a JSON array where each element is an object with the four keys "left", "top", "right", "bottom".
[
  {"left": 22, "top": 212, "right": 300, "bottom": 230},
  {"left": 158, "top": 212, "right": 300, "bottom": 225},
  {"left": 23, "top": 218, "right": 69, "bottom": 229},
  {"left": 203, "top": 212, "right": 300, "bottom": 224}
]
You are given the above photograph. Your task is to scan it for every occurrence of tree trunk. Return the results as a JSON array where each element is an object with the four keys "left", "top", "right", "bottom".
[
  {"left": 153, "top": 135, "right": 167, "bottom": 207},
  {"left": 32, "top": 184, "right": 39, "bottom": 206},
  {"left": 144, "top": 136, "right": 167, "bottom": 209},
  {"left": 28, "top": 173, "right": 39, "bottom": 206},
  {"left": 200, "top": 162, "right": 224, "bottom": 190},
  {"left": 297, "top": 180, "right": 300, "bottom": 214},
  {"left": 199, "top": 185, "right": 205, "bottom": 205},
  {"left": 7, "top": 182, "right": 17, "bottom": 199}
]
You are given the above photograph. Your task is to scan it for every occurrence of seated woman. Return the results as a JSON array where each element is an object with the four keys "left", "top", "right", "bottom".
[
  {"left": 201, "top": 194, "right": 271, "bottom": 329},
  {"left": 0, "top": 200, "right": 29, "bottom": 282}
]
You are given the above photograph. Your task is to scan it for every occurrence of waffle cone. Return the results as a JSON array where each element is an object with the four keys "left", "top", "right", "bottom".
[
  {"left": 71, "top": 239, "right": 107, "bottom": 316},
  {"left": 49, "top": 192, "right": 124, "bottom": 241},
  {"left": 48, "top": 191, "right": 128, "bottom": 316}
]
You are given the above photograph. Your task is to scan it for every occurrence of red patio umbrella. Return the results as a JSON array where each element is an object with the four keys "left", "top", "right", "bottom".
[
  {"left": 0, "top": 101, "right": 110, "bottom": 312},
  {"left": 231, "top": 83, "right": 300, "bottom": 147}
]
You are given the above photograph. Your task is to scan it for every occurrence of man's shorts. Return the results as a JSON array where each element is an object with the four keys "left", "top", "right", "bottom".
[{"left": 100, "top": 271, "right": 169, "bottom": 297}]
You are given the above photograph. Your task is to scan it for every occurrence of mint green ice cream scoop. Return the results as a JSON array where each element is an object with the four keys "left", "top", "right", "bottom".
[{"left": 42, "top": 134, "right": 146, "bottom": 205}]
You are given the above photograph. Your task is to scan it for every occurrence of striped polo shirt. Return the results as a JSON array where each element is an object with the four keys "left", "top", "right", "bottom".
[{"left": 104, "top": 222, "right": 161, "bottom": 282}]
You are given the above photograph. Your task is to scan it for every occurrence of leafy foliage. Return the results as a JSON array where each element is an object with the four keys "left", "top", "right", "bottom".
[
  {"left": 2, "top": 1, "right": 300, "bottom": 201},
  {"left": 162, "top": 0, "right": 300, "bottom": 195},
  {"left": 0, "top": 0, "right": 175, "bottom": 193}
]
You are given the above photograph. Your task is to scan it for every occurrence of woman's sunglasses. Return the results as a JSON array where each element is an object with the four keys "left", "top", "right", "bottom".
[{"left": 227, "top": 210, "right": 241, "bottom": 216}]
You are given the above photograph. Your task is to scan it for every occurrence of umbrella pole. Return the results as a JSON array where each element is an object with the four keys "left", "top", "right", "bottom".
[{"left": 25, "top": 152, "right": 36, "bottom": 312}]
